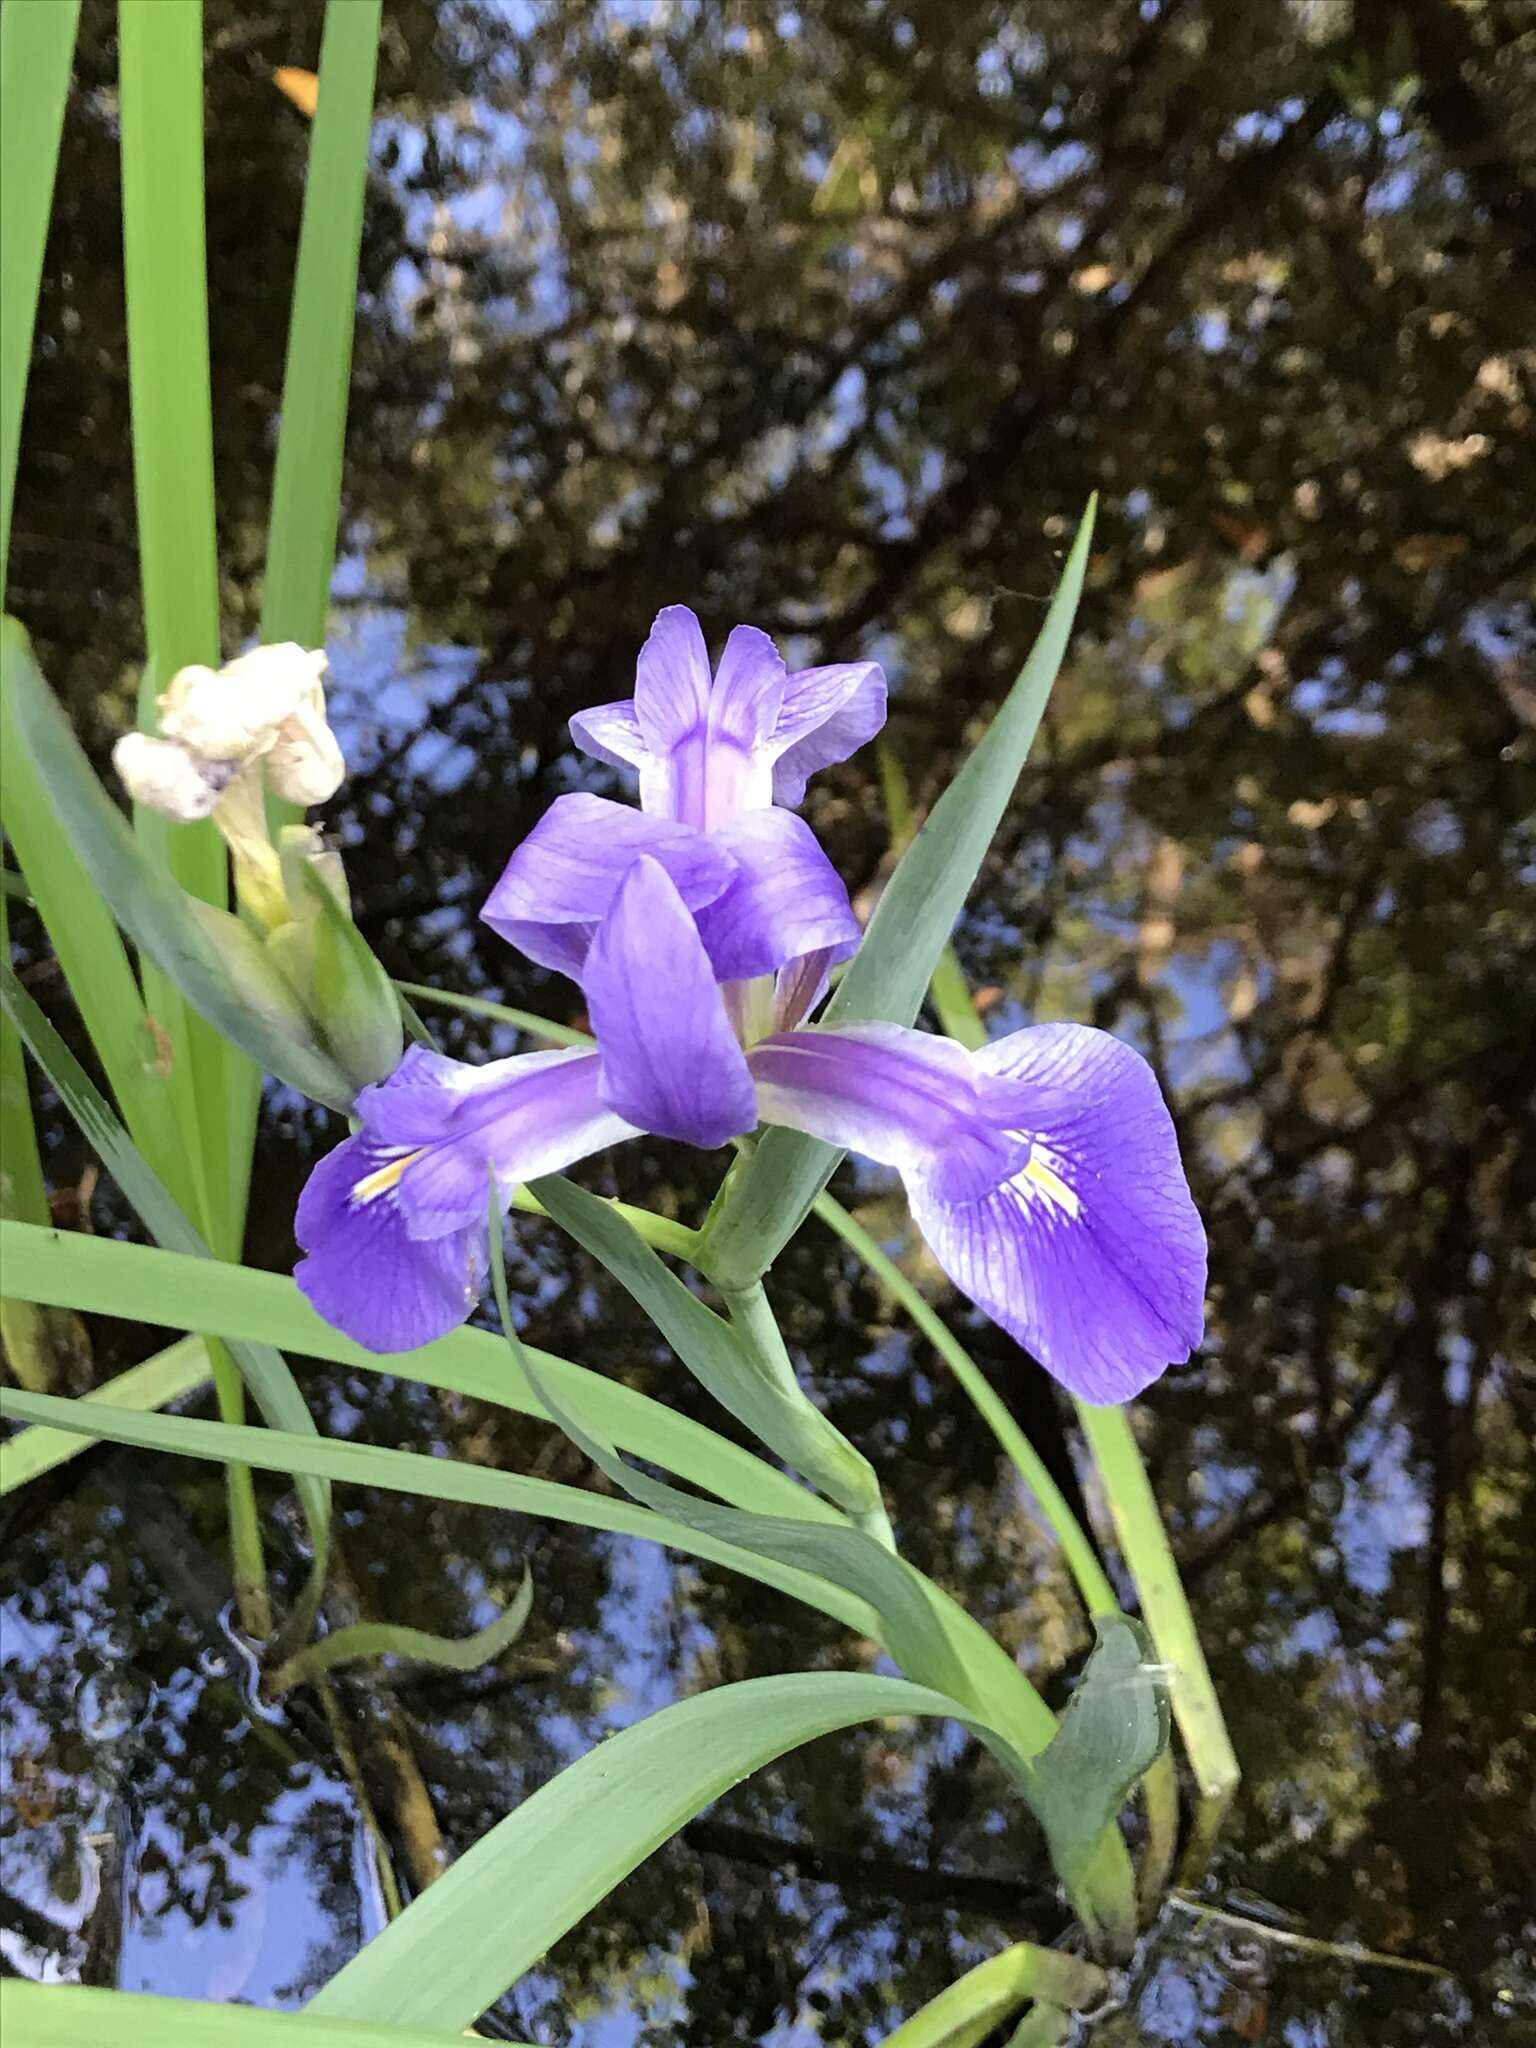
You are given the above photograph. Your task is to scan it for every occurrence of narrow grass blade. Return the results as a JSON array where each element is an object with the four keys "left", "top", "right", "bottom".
[
  {"left": 487, "top": 1211, "right": 1142, "bottom": 1957},
  {"left": 843, "top": 798, "right": 1204, "bottom": 1884},
  {"left": 1, "top": 622, "right": 190, "bottom": 1198},
  {"left": 1, "top": 1979, "right": 535, "bottom": 2048},
  {"left": 260, "top": 0, "right": 380, "bottom": 650},
  {"left": 0, "top": 1334, "right": 209, "bottom": 1492},
  {"left": 0, "top": 1221, "right": 838, "bottom": 1528},
  {"left": 0, "top": 884, "right": 60, "bottom": 1390},
  {"left": 117, "top": 0, "right": 222, "bottom": 768},
  {"left": 813, "top": 1189, "right": 1182, "bottom": 1916},
  {"left": 0, "top": 966, "right": 330, "bottom": 1644},
  {"left": 1074, "top": 1398, "right": 1240, "bottom": 1799},
  {"left": 0, "top": 0, "right": 81, "bottom": 589},
  {"left": 875, "top": 1943, "right": 1106, "bottom": 2048},
  {"left": 395, "top": 979, "right": 593, "bottom": 1048},
  {"left": 0, "top": 1388, "right": 882, "bottom": 1641},
  {"left": 309, "top": 1670, "right": 981, "bottom": 2028},
  {"left": 269, "top": 1569, "right": 532, "bottom": 1696},
  {"left": 119, "top": 0, "right": 264, "bottom": 1256},
  {"left": 705, "top": 500, "right": 1096, "bottom": 1288}
]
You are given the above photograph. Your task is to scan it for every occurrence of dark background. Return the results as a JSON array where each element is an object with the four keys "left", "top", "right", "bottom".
[{"left": 3, "top": 1, "right": 1534, "bottom": 2040}]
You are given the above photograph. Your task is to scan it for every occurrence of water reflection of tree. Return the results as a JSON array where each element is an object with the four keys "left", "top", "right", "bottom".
[{"left": 6, "top": 0, "right": 1534, "bottom": 2040}]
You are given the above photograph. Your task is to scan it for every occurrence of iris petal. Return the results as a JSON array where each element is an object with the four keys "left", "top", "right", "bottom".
[
  {"left": 691, "top": 809, "right": 861, "bottom": 983},
  {"left": 481, "top": 791, "right": 737, "bottom": 978},
  {"left": 584, "top": 856, "right": 758, "bottom": 1148},
  {"left": 294, "top": 1047, "right": 638, "bottom": 1350},
  {"left": 295, "top": 1134, "right": 488, "bottom": 1353},
  {"left": 567, "top": 699, "right": 647, "bottom": 773},
  {"left": 768, "top": 661, "right": 888, "bottom": 808},
  {"left": 632, "top": 604, "right": 712, "bottom": 752},
  {"left": 564, "top": 606, "right": 887, "bottom": 824},
  {"left": 747, "top": 1021, "right": 1206, "bottom": 1401}
]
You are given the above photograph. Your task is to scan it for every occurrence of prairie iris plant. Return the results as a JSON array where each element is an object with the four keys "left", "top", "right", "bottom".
[{"left": 297, "top": 606, "right": 1205, "bottom": 1403}]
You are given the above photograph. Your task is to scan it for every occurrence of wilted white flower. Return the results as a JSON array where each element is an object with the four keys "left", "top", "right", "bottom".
[
  {"left": 114, "top": 642, "right": 344, "bottom": 928},
  {"left": 114, "top": 643, "right": 343, "bottom": 822}
]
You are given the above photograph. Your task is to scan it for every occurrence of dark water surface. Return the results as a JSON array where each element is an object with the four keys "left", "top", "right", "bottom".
[{"left": 4, "top": 3, "right": 1534, "bottom": 2041}]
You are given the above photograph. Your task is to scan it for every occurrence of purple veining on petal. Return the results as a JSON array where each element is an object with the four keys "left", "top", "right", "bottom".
[
  {"left": 748, "top": 1020, "right": 1206, "bottom": 1402},
  {"left": 567, "top": 698, "right": 647, "bottom": 774},
  {"left": 295, "top": 1133, "right": 490, "bottom": 1354},
  {"left": 583, "top": 856, "right": 758, "bottom": 1148},
  {"left": 294, "top": 1046, "right": 637, "bottom": 1351},
  {"left": 690, "top": 809, "right": 861, "bottom": 984},
  {"left": 768, "top": 661, "right": 888, "bottom": 808},
  {"left": 481, "top": 791, "right": 737, "bottom": 978},
  {"left": 567, "top": 604, "right": 886, "bottom": 824},
  {"left": 483, "top": 791, "right": 861, "bottom": 1004}
]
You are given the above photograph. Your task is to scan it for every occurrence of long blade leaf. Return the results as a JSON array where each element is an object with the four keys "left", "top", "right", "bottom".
[
  {"left": 309, "top": 1670, "right": 981, "bottom": 2027},
  {"left": 0, "top": 1220, "right": 834, "bottom": 1527},
  {"left": 118, "top": 0, "right": 254, "bottom": 1246},
  {"left": 0, "top": 0, "right": 81, "bottom": 588},
  {"left": 269, "top": 1569, "right": 533, "bottom": 1696},
  {"left": 486, "top": 1207, "right": 1145, "bottom": 1954},
  {"left": 704, "top": 501, "right": 1096, "bottom": 1287},
  {"left": 0, "top": 1980, "right": 534, "bottom": 2048},
  {"left": 0, "top": 1334, "right": 210, "bottom": 1492},
  {"left": 0, "top": 966, "right": 331, "bottom": 1640},
  {"left": 875, "top": 1943, "right": 1105, "bottom": 2048},
  {"left": 0, "top": 1388, "right": 880, "bottom": 1641},
  {"left": 260, "top": 0, "right": 380, "bottom": 650}
]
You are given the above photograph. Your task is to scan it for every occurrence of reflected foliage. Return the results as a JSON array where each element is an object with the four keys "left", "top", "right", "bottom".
[{"left": 4, "top": 0, "right": 1534, "bottom": 2041}]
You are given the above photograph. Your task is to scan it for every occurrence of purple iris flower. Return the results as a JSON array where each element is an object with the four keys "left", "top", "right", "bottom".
[
  {"left": 296, "top": 601, "right": 1204, "bottom": 1399},
  {"left": 569, "top": 604, "right": 887, "bottom": 825}
]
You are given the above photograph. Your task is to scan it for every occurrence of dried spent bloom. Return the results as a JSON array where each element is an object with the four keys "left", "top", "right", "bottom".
[
  {"left": 115, "top": 643, "right": 342, "bottom": 819},
  {"left": 114, "top": 643, "right": 343, "bottom": 927}
]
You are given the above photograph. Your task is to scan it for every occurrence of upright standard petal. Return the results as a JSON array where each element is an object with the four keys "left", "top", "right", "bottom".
[
  {"left": 632, "top": 604, "right": 713, "bottom": 749},
  {"left": 768, "top": 661, "right": 888, "bottom": 808},
  {"left": 567, "top": 698, "right": 647, "bottom": 774},
  {"left": 629, "top": 605, "right": 710, "bottom": 819},
  {"left": 481, "top": 791, "right": 737, "bottom": 978},
  {"left": 748, "top": 1021, "right": 1206, "bottom": 1403},
  {"left": 583, "top": 856, "right": 758, "bottom": 1148},
  {"left": 565, "top": 604, "right": 886, "bottom": 824},
  {"left": 295, "top": 1045, "right": 638, "bottom": 1351}
]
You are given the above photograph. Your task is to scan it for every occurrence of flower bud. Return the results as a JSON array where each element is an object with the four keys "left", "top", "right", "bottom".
[{"left": 267, "top": 827, "right": 402, "bottom": 1091}]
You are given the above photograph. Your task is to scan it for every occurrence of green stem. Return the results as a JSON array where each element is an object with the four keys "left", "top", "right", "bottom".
[
  {"left": 1074, "top": 1397, "right": 1239, "bottom": 1799},
  {"left": 722, "top": 1278, "right": 895, "bottom": 1550},
  {"left": 508, "top": 1184, "right": 701, "bottom": 1264},
  {"left": 205, "top": 1334, "right": 271, "bottom": 1640}
]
